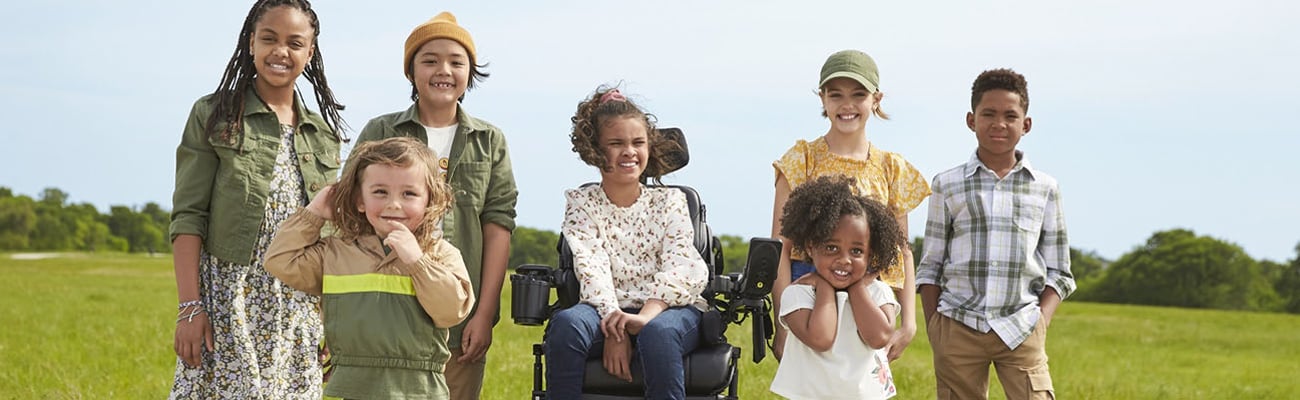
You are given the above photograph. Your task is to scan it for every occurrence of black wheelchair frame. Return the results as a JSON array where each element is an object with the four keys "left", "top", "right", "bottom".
[{"left": 508, "top": 128, "right": 781, "bottom": 399}]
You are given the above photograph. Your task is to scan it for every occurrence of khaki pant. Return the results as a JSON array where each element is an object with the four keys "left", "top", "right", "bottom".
[
  {"left": 444, "top": 347, "right": 487, "bottom": 400},
  {"left": 927, "top": 313, "right": 1055, "bottom": 400}
]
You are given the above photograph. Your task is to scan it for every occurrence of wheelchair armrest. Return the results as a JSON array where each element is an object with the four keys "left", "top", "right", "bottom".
[{"left": 510, "top": 264, "right": 557, "bottom": 326}]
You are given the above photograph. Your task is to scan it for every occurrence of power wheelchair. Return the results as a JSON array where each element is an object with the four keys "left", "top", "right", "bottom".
[{"left": 509, "top": 128, "right": 782, "bottom": 399}]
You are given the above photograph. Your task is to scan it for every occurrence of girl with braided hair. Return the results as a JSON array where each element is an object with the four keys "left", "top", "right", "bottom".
[{"left": 168, "top": 1, "right": 345, "bottom": 398}]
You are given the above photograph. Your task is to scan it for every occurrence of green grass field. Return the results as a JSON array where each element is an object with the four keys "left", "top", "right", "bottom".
[{"left": 2, "top": 253, "right": 1298, "bottom": 399}]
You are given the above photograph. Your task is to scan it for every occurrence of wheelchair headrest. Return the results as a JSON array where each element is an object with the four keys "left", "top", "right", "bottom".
[{"left": 641, "top": 127, "right": 688, "bottom": 179}]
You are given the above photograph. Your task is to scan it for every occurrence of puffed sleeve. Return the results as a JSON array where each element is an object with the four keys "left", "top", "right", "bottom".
[
  {"left": 395, "top": 239, "right": 476, "bottom": 328},
  {"left": 777, "top": 284, "right": 817, "bottom": 327},
  {"left": 263, "top": 209, "right": 328, "bottom": 296},
  {"left": 562, "top": 188, "right": 620, "bottom": 318},
  {"left": 773, "top": 140, "right": 811, "bottom": 188},
  {"left": 648, "top": 189, "right": 709, "bottom": 306},
  {"left": 885, "top": 152, "right": 931, "bottom": 217}
]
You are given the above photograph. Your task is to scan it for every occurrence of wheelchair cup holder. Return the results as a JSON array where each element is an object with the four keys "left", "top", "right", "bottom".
[{"left": 510, "top": 264, "right": 556, "bottom": 326}]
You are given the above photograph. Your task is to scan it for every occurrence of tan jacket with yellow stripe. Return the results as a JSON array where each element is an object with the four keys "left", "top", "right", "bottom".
[{"left": 264, "top": 209, "right": 474, "bottom": 399}]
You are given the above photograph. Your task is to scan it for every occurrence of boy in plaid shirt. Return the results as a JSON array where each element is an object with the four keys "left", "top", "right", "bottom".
[{"left": 917, "top": 68, "right": 1075, "bottom": 400}]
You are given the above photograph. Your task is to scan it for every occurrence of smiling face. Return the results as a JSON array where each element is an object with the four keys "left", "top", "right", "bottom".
[
  {"left": 410, "top": 39, "right": 471, "bottom": 108},
  {"left": 820, "top": 77, "right": 880, "bottom": 135},
  {"left": 968, "top": 89, "right": 1032, "bottom": 161},
  {"left": 808, "top": 214, "right": 873, "bottom": 289},
  {"left": 597, "top": 116, "right": 650, "bottom": 186},
  {"left": 357, "top": 163, "right": 430, "bottom": 238},
  {"left": 249, "top": 5, "right": 315, "bottom": 93}
]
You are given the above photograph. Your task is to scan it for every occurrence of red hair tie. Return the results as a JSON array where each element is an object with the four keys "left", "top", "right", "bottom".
[{"left": 599, "top": 89, "right": 626, "bottom": 104}]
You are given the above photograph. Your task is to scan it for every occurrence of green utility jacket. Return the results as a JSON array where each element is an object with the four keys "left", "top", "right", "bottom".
[
  {"left": 356, "top": 105, "right": 518, "bottom": 348},
  {"left": 170, "top": 89, "right": 342, "bottom": 264}
]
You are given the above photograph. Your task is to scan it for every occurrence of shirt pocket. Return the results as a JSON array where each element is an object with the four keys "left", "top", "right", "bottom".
[
  {"left": 300, "top": 149, "right": 341, "bottom": 195},
  {"left": 206, "top": 134, "right": 248, "bottom": 194},
  {"left": 1014, "top": 195, "right": 1047, "bottom": 231},
  {"left": 452, "top": 161, "right": 489, "bottom": 210}
]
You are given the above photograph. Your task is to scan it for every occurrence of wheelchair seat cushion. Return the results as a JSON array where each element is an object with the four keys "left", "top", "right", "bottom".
[{"left": 579, "top": 342, "right": 736, "bottom": 396}]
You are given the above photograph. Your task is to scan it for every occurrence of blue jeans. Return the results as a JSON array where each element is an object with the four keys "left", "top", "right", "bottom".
[
  {"left": 790, "top": 259, "right": 816, "bottom": 281},
  {"left": 544, "top": 303, "right": 702, "bottom": 400}
]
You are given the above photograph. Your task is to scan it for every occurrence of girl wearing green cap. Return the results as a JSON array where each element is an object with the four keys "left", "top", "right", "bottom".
[{"left": 770, "top": 50, "right": 930, "bottom": 364}]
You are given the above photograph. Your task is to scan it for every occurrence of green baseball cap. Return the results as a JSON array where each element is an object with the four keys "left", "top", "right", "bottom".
[{"left": 819, "top": 50, "right": 880, "bottom": 93}]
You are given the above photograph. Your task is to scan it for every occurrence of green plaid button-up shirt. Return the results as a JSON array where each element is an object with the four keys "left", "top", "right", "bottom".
[{"left": 917, "top": 151, "right": 1074, "bottom": 349}]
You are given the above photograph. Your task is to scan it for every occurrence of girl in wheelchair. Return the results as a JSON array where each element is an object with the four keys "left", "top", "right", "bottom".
[
  {"left": 770, "top": 176, "right": 904, "bottom": 399},
  {"left": 265, "top": 137, "right": 475, "bottom": 399},
  {"left": 544, "top": 86, "right": 711, "bottom": 399}
]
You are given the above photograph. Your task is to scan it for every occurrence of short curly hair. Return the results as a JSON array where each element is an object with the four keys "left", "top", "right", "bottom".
[
  {"left": 780, "top": 176, "right": 904, "bottom": 274},
  {"left": 971, "top": 68, "right": 1029, "bottom": 113},
  {"left": 569, "top": 85, "right": 680, "bottom": 184},
  {"left": 331, "top": 137, "right": 453, "bottom": 251}
]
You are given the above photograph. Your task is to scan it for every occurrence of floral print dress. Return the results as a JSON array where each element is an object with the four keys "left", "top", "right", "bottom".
[{"left": 170, "top": 124, "right": 323, "bottom": 399}]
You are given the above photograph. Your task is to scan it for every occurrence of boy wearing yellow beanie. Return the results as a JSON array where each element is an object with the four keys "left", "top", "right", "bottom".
[{"left": 354, "top": 11, "right": 518, "bottom": 400}]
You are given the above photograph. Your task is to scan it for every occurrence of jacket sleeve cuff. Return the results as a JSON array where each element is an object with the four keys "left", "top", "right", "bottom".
[
  {"left": 481, "top": 212, "right": 516, "bottom": 232},
  {"left": 168, "top": 218, "right": 206, "bottom": 242}
]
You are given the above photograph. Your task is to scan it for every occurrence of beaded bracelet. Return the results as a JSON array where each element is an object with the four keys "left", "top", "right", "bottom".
[
  {"left": 177, "top": 305, "right": 205, "bottom": 323},
  {"left": 178, "top": 299, "right": 203, "bottom": 310}
]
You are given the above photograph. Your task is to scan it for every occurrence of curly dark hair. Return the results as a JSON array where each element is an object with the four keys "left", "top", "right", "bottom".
[
  {"left": 569, "top": 85, "right": 680, "bottom": 184},
  {"left": 780, "top": 176, "right": 904, "bottom": 273},
  {"left": 331, "top": 137, "right": 453, "bottom": 251},
  {"left": 971, "top": 68, "right": 1029, "bottom": 113}
]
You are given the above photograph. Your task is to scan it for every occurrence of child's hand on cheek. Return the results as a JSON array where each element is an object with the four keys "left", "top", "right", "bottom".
[
  {"left": 305, "top": 184, "right": 335, "bottom": 219},
  {"left": 383, "top": 221, "right": 423, "bottom": 264}
]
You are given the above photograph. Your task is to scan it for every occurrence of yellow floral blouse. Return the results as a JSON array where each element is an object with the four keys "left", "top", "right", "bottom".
[{"left": 773, "top": 136, "right": 931, "bottom": 289}]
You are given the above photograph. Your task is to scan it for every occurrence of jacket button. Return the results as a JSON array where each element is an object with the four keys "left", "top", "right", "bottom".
[
  {"left": 310, "top": 183, "right": 320, "bottom": 191},
  {"left": 303, "top": 154, "right": 314, "bottom": 162}
]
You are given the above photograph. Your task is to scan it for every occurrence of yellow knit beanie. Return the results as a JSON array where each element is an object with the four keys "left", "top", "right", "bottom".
[{"left": 403, "top": 12, "right": 476, "bottom": 82}]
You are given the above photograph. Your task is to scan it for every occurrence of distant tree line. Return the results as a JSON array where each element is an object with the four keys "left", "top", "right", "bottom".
[
  {"left": 4, "top": 186, "right": 1298, "bottom": 314},
  {"left": 0, "top": 187, "right": 169, "bottom": 253},
  {"left": 912, "top": 229, "right": 1300, "bottom": 314}
]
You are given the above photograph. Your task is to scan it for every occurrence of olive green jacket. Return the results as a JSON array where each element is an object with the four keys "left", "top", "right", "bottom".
[
  {"left": 356, "top": 104, "right": 518, "bottom": 348},
  {"left": 170, "top": 89, "right": 342, "bottom": 264}
]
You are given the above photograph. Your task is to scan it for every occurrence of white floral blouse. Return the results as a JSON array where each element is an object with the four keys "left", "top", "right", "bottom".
[{"left": 562, "top": 185, "right": 710, "bottom": 319}]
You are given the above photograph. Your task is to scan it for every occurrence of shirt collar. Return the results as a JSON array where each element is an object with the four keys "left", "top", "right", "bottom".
[
  {"left": 240, "top": 86, "right": 321, "bottom": 133},
  {"left": 395, "top": 103, "right": 490, "bottom": 135},
  {"left": 963, "top": 150, "right": 1038, "bottom": 180}
]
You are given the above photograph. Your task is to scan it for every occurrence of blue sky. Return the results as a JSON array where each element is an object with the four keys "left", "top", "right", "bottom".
[{"left": 1, "top": 1, "right": 1297, "bottom": 262}]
